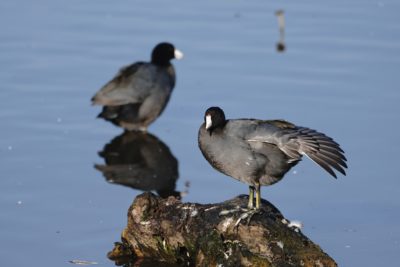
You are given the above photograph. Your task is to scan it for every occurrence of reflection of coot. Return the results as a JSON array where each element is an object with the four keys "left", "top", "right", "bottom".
[{"left": 95, "top": 131, "right": 180, "bottom": 198}]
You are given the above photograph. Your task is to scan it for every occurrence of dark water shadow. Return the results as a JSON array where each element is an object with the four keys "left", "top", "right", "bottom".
[{"left": 95, "top": 131, "right": 180, "bottom": 198}]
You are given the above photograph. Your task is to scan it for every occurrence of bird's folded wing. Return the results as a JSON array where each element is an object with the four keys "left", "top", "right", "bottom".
[{"left": 91, "top": 62, "right": 152, "bottom": 106}]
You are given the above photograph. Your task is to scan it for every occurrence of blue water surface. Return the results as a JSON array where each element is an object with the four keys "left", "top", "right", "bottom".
[{"left": 0, "top": 0, "right": 399, "bottom": 266}]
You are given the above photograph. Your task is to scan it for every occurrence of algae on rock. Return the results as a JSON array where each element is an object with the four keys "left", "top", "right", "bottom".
[{"left": 108, "top": 192, "right": 337, "bottom": 267}]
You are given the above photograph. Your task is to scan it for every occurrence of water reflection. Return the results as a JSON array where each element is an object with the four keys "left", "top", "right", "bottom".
[
  {"left": 95, "top": 131, "right": 180, "bottom": 198},
  {"left": 275, "top": 10, "right": 286, "bottom": 52}
]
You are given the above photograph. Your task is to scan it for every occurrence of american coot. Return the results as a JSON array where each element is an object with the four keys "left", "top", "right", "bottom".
[
  {"left": 91, "top": 42, "right": 183, "bottom": 131},
  {"left": 198, "top": 107, "right": 347, "bottom": 210}
]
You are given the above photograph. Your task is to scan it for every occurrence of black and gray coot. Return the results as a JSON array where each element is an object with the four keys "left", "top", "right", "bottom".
[
  {"left": 198, "top": 107, "right": 347, "bottom": 209},
  {"left": 91, "top": 42, "right": 183, "bottom": 131}
]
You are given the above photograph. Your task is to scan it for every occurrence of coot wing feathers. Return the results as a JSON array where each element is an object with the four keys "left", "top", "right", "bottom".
[
  {"left": 92, "top": 62, "right": 154, "bottom": 106},
  {"left": 243, "top": 120, "right": 347, "bottom": 178}
]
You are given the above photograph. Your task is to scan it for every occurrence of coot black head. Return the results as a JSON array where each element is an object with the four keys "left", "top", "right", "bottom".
[
  {"left": 204, "top": 106, "right": 226, "bottom": 133},
  {"left": 151, "top": 42, "right": 183, "bottom": 66}
]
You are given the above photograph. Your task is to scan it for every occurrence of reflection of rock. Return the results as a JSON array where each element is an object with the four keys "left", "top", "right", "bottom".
[
  {"left": 108, "top": 193, "right": 337, "bottom": 267},
  {"left": 95, "top": 131, "right": 179, "bottom": 198}
]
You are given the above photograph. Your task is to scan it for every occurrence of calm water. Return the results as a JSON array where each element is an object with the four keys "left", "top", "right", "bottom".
[{"left": 1, "top": 0, "right": 399, "bottom": 266}]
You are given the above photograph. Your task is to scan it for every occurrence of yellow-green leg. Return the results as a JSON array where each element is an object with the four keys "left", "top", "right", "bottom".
[
  {"left": 248, "top": 186, "right": 255, "bottom": 209},
  {"left": 255, "top": 182, "right": 261, "bottom": 209}
]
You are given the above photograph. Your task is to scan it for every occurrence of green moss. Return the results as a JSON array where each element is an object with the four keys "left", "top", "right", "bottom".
[
  {"left": 182, "top": 239, "right": 197, "bottom": 260},
  {"left": 229, "top": 241, "right": 271, "bottom": 267},
  {"left": 153, "top": 236, "right": 176, "bottom": 261},
  {"left": 150, "top": 229, "right": 228, "bottom": 266},
  {"left": 199, "top": 230, "right": 225, "bottom": 259},
  {"left": 247, "top": 256, "right": 272, "bottom": 267},
  {"left": 140, "top": 207, "right": 151, "bottom": 222}
]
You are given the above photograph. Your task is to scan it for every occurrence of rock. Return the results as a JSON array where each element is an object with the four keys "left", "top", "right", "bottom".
[{"left": 108, "top": 192, "right": 337, "bottom": 267}]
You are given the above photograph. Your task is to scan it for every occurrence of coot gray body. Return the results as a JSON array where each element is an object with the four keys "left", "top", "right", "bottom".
[
  {"left": 198, "top": 107, "right": 347, "bottom": 209},
  {"left": 92, "top": 42, "right": 183, "bottom": 131}
]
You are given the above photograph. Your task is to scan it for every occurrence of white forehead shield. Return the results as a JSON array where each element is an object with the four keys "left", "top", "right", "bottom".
[{"left": 205, "top": 114, "right": 212, "bottom": 130}]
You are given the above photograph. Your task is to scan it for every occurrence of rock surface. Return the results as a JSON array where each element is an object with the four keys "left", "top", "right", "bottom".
[{"left": 108, "top": 192, "right": 337, "bottom": 267}]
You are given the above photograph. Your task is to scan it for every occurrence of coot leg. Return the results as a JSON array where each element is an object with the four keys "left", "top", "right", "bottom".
[
  {"left": 248, "top": 186, "right": 255, "bottom": 209},
  {"left": 255, "top": 182, "right": 261, "bottom": 210}
]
